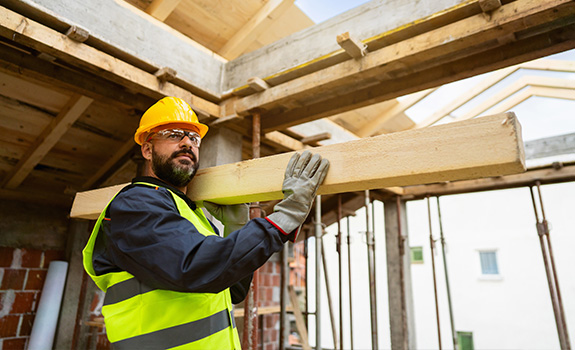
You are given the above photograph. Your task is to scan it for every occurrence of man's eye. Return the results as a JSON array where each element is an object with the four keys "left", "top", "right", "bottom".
[{"left": 167, "top": 132, "right": 182, "bottom": 140}]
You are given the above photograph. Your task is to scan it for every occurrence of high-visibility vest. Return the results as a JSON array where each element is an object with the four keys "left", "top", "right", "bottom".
[{"left": 83, "top": 182, "right": 242, "bottom": 349}]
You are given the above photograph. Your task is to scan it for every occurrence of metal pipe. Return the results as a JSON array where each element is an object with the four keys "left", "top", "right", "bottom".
[
  {"left": 536, "top": 182, "right": 571, "bottom": 350},
  {"left": 305, "top": 229, "right": 309, "bottom": 331},
  {"left": 365, "top": 190, "right": 378, "bottom": 350},
  {"left": 29, "top": 261, "right": 69, "bottom": 350},
  {"left": 280, "top": 244, "right": 289, "bottom": 350},
  {"left": 436, "top": 197, "right": 457, "bottom": 350},
  {"left": 530, "top": 185, "right": 570, "bottom": 349},
  {"left": 427, "top": 196, "right": 442, "bottom": 350},
  {"left": 315, "top": 195, "right": 323, "bottom": 350},
  {"left": 321, "top": 240, "right": 339, "bottom": 349},
  {"left": 337, "top": 195, "right": 343, "bottom": 350},
  {"left": 347, "top": 215, "right": 354, "bottom": 350}
]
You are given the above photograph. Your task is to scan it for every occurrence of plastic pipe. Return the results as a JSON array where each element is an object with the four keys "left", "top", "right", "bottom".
[{"left": 28, "top": 260, "right": 69, "bottom": 350}]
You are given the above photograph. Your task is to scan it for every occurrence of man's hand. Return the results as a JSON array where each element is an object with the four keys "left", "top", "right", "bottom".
[
  {"left": 266, "top": 151, "right": 330, "bottom": 241},
  {"left": 203, "top": 202, "right": 249, "bottom": 237}
]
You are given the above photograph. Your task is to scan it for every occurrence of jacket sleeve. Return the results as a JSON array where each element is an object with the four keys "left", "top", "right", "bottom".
[{"left": 106, "top": 186, "right": 287, "bottom": 294}]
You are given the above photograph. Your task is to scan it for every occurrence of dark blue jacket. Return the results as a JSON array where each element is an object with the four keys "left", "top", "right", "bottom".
[{"left": 92, "top": 176, "right": 291, "bottom": 303}]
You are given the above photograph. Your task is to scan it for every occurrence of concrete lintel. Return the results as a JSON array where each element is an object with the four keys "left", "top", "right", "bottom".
[{"left": 223, "top": 0, "right": 468, "bottom": 91}]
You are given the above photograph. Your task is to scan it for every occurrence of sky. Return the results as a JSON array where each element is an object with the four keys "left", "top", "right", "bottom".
[{"left": 295, "top": 0, "right": 370, "bottom": 23}]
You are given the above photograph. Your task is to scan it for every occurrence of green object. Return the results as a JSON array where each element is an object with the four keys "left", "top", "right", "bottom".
[
  {"left": 411, "top": 246, "right": 424, "bottom": 263},
  {"left": 83, "top": 181, "right": 241, "bottom": 349},
  {"left": 457, "top": 331, "right": 474, "bottom": 350},
  {"left": 267, "top": 151, "right": 330, "bottom": 238}
]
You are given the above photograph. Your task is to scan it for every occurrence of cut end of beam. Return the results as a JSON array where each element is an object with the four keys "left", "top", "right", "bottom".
[
  {"left": 155, "top": 67, "right": 178, "bottom": 82},
  {"left": 300, "top": 132, "right": 331, "bottom": 145},
  {"left": 479, "top": 0, "right": 502, "bottom": 13},
  {"left": 65, "top": 25, "right": 90, "bottom": 43},
  {"left": 247, "top": 77, "right": 270, "bottom": 92},
  {"left": 336, "top": 32, "right": 367, "bottom": 59}
]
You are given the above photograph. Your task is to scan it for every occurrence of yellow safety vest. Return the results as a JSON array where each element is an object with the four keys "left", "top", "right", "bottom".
[{"left": 83, "top": 182, "right": 242, "bottom": 349}]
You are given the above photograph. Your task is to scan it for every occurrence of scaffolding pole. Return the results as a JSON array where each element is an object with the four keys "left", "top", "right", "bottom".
[
  {"left": 530, "top": 183, "right": 571, "bottom": 350},
  {"left": 347, "top": 215, "right": 354, "bottom": 350},
  {"left": 321, "top": 239, "right": 338, "bottom": 349},
  {"left": 365, "top": 190, "right": 379, "bottom": 350},
  {"left": 337, "top": 195, "right": 343, "bottom": 350},
  {"left": 427, "top": 196, "right": 442, "bottom": 350},
  {"left": 315, "top": 195, "right": 323, "bottom": 350},
  {"left": 436, "top": 197, "right": 457, "bottom": 350}
]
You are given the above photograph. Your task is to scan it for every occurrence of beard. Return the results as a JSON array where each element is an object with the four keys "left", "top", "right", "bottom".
[{"left": 151, "top": 147, "right": 199, "bottom": 188}]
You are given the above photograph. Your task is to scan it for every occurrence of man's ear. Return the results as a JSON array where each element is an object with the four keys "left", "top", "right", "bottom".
[{"left": 141, "top": 142, "right": 152, "bottom": 161}]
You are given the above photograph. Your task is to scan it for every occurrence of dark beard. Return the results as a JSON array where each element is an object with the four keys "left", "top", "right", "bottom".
[{"left": 151, "top": 147, "right": 199, "bottom": 188}]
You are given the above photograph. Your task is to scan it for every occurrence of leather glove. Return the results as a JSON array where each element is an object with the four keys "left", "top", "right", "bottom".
[
  {"left": 266, "top": 151, "right": 330, "bottom": 241},
  {"left": 203, "top": 201, "right": 249, "bottom": 237}
]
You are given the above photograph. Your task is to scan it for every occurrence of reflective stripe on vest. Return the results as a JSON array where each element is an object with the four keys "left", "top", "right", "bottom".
[{"left": 82, "top": 181, "right": 241, "bottom": 349}]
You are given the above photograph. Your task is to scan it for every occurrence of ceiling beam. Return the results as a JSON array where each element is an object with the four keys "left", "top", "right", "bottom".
[
  {"left": 0, "top": 5, "right": 221, "bottom": 119},
  {"left": 82, "top": 138, "right": 138, "bottom": 190},
  {"left": 145, "top": 0, "right": 182, "bottom": 21},
  {"left": 2, "top": 94, "right": 93, "bottom": 189},
  {"left": 70, "top": 113, "right": 525, "bottom": 219},
  {"left": 232, "top": 0, "right": 575, "bottom": 121},
  {"left": 525, "top": 132, "right": 575, "bottom": 160},
  {"left": 218, "top": 0, "right": 294, "bottom": 60}
]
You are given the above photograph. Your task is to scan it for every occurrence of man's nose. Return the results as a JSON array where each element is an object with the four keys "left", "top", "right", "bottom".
[{"left": 179, "top": 135, "right": 196, "bottom": 148}]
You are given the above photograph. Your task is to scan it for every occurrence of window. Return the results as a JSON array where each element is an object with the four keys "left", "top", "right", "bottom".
[
  {"left": 410, "top": 246, "right": 423, "bottom": 264},
  {"left": 457, "top": 331, "right": 474, "bottom": 350},
  {"left": 479, "top": 251, "right": 499, "bottom": 275}
]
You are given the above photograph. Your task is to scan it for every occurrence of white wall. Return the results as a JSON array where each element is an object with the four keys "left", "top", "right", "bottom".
[{"left": 311, "top": 181, "right": 575, "bottom": 349}]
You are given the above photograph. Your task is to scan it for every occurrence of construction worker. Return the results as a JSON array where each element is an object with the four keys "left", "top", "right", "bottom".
[{"left": 82, "top": 96, "right": 329, "bottom": 349}]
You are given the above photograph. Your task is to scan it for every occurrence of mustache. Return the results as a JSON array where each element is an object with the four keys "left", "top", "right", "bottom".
[{"left": 171, "top": 149, "right": 197, "bottom": 162}]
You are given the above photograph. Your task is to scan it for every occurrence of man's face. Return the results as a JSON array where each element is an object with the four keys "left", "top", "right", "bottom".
[{"left": 145, "top": 128, "right": 201, "bottom": 188}]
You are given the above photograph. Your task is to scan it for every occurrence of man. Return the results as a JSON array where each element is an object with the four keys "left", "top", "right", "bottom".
[{"left": 83, "top": 97, "right": 329, "bottom": 349}]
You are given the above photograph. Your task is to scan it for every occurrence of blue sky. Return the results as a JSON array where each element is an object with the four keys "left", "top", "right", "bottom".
[{"left": 295, "top": 0, "right": 370, "bottom": 23}]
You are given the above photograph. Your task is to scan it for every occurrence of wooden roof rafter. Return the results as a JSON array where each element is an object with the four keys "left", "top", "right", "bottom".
[{"left": 145, "top": 0, "right": 182, "bottom": 21}]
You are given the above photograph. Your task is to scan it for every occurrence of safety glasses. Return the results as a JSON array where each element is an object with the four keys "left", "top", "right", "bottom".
[{"left": 147, "top": 128, "right": 201, "bottom": 147}]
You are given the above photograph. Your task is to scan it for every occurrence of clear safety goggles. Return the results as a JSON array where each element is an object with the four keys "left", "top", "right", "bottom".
[{"left": 147, "top": 128, "right": 201, "bottom": 147}]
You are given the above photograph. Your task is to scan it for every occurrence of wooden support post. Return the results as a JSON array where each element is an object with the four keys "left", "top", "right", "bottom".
[
  {"left": 54, "top": 219, "right": 91, "bottom": 349},
  {"left": 337, "top": 32, "right": 367, "bottom": 58},
  {"left": 289, "top": 286, "right": 311, "bottom": 350},
  {"left": 300, "top": 132, "right": 331, "bottom": 145},
  {"left": 384, "top": 198, "right": 416, "bottom": 350},
  {"left": 247, "top": 77, "right": 271, "bottom": 92},
  {"left": 154, "top": 67, "right": 178, "bottom": 82},
  {"left": 65, "top": 25, "right": 90, "bottom": 43},
  {"left": 70, "top": 113, "right": 525, "bottom": 219}
]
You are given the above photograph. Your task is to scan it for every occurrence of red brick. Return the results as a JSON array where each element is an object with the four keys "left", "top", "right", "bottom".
[
  {"left": 12, "top": 292, "right": 37, "bottom": 313},
  {"left": 3, "top": 337, "right": 27, "bottom": 349},
  {"left": 19, "top": 314, "right": 34, "bottom": 336},
  {"left": 97, "top": 333, "right": 112, "bottom": 350},
  {"left": 272, "top": 275, "right": 280, "bottom": 286},
  {"left": 20, "top": 249, "right": 42, "bottom": 268},
  {"left": 1, "top": 269, "right": 27, "bottom": 290},
  {"left": 24, "top": 270, "right": 46, "bottom": 291},
  {"left": 0, "top": 247, "right": 14, "bottom": 267},
  {"left": 42, "top": 250, "right": 65, "bottom": 267},
  {"left": 0, "top": 314, "right": 20, "bottom": 337}
]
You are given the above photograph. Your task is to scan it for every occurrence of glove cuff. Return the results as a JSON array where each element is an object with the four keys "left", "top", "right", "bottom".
[{"left": 265, "top": 216, "right": 299, "bottom": 242}]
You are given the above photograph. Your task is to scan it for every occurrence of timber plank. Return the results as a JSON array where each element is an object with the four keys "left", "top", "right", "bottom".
[{"left": 70, "top": 113, "right": 525, "bottom": 219}]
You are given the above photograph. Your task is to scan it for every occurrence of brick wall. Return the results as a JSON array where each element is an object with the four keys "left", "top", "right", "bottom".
[
  {"left": 258, "top": 259, "right": 282, "bottom": 350},
  {"left": 0, "top": 247, "right": 65, "bottom": 350}
]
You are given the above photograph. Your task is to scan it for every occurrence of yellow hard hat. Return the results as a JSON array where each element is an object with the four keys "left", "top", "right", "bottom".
[{"left": 134, "top": 97, "right": 209, "bottom": 145}]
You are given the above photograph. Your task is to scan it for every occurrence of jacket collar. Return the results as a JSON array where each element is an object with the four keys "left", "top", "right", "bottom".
[{"left": 132, "top": 176, "right": 196, "bottom": 210}]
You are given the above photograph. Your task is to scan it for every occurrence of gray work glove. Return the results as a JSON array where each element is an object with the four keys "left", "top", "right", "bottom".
[
  {"left": 203, "top": 201, "right": 249, "bottom": 237},
  {"left": 266, "top": 151, "right": 330, "bottom": 241}
]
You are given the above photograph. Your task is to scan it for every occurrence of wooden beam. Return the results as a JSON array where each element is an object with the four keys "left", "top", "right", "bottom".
[
  {"left": 288, "top": 285, "right": 311, "bottom": 350},
  {"left": 300, "top": 132, "right": 331, "bottom": 145},
  {"left": 479, "top": 0, "right": 502, "bottom": 13},
  {"left": 0, "top": 5, "right": 220, "bottom": 118},
  {"left": 403, "top": 164, "right": 575, "bottom": 199},
  {"left": 264, "top": 131, "right": 305, "bottom": 151},
  {"left": 70, "top": 113, "right": 525, "bottom": 219},
  {"left": 145, "top": 0, "right": 182, "bottom": 21},
  {"left": 64, "top": 25, "right": 89, "bottom": 43},
  {"left": 232, "top": 0, "right": 574, "bottom": 116},
  {"left": 337, "top": 32, "right": 367, "bottom": 59},
  {"left": 247, "top": 77, "right": 271, "bottom": 92},
  {"left": 218, "top": 0, "right": 294, "bottom": 59},
  {"left": 2, "top": 94, "right": 93, "bottom": 189},
  {"left": 480, "top": 86, "right": 575, "bottom": 118},
  {"left": 356, "top": 88, "right": 435, "bottom": 137},
  {"left": 525, "top": 132, "right": 575, "bottom": 160},
  {"left": 416, "top": 59, "right": 575, "bottom": 128},
  {"left": 233, "top": 305, "right": 292, "bottom": 318},
  {"left": 82, "top": 139, "right": 138, "bottom": 190}
]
